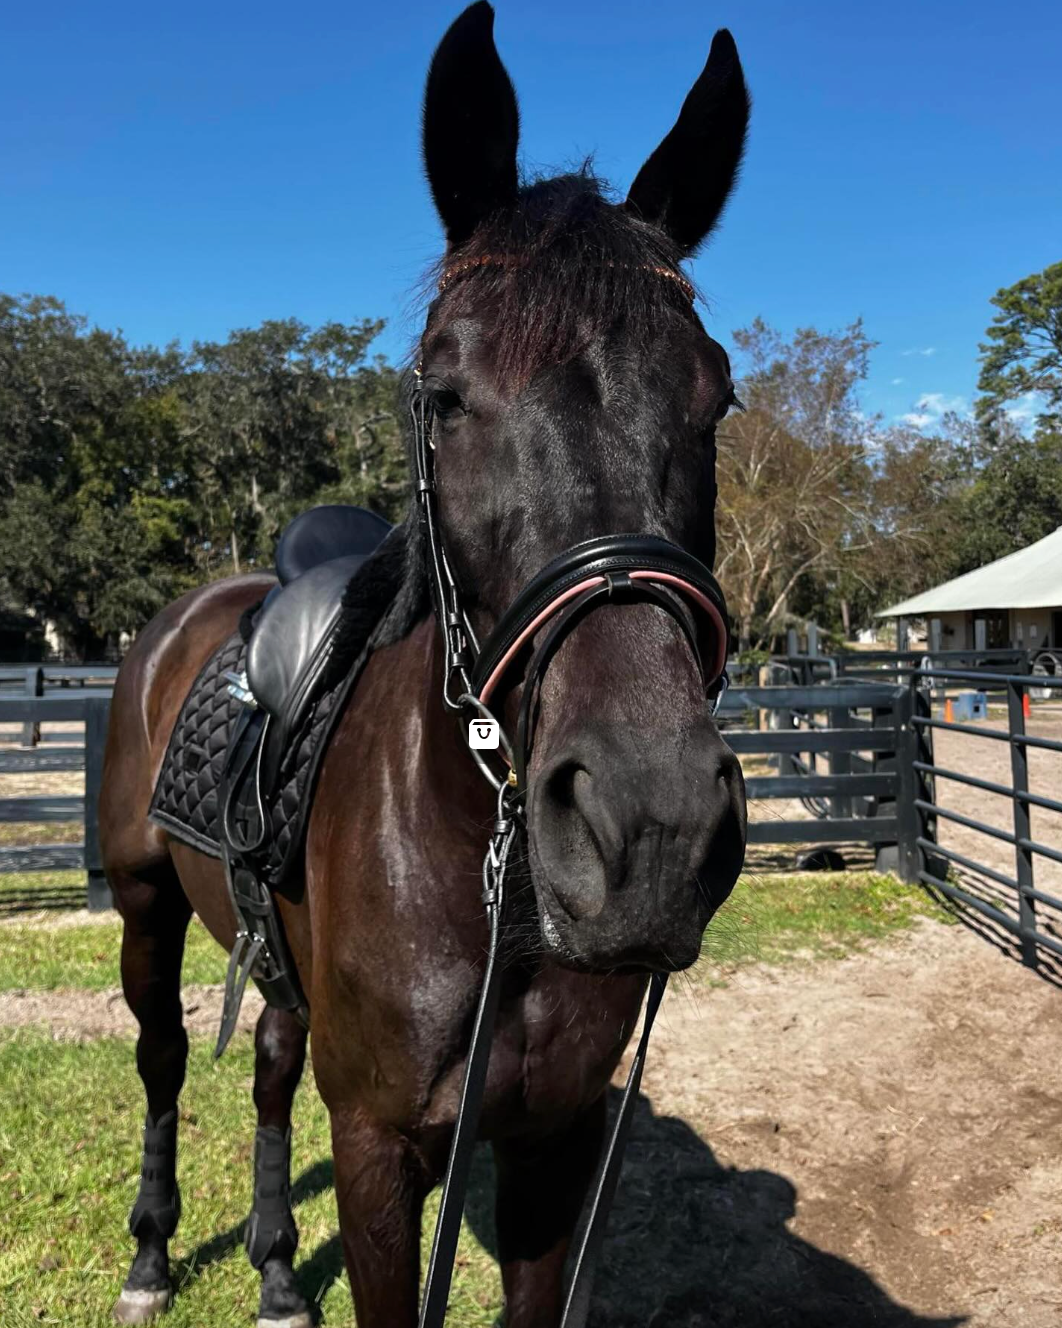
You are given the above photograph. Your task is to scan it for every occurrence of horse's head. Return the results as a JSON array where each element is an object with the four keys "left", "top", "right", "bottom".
[{"left": 417, "top": 2, "right": 748, "bottom": 972}]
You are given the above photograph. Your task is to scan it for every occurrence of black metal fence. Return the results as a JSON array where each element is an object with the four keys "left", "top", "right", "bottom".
[
  {"left": 0, "top": 692, "right": 111, "bottom": 910},
  {"left": 717, "top": 681, "right": 918, "bottom": 867},
  {"left": 0, "top": 657, "right": 1058, "bottom": 966},
  {"left": 901, "top": 665, "right": 1062, "bottom": 967}
]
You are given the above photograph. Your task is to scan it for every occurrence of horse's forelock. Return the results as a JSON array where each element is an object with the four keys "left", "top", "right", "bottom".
[{"left": 424, "top": 172, "right": 699, "bottom": 385}]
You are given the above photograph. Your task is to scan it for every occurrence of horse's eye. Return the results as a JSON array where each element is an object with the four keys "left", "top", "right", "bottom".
[{"left": 430, "top": 386, "right": 466, "bottom": 418}]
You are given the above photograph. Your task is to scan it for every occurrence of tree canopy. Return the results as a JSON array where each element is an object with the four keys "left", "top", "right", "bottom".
[
  {"left": 3, "top": 275, "right": 1060, "bottom": 659},
  {"left": 977, "top": 262, "right": 1062, "bottom": 430},
  {"left": 0, "top": 295, "right": 405, "bottom": 657}
]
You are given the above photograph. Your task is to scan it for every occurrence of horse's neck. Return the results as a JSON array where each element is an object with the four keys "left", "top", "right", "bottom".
[{"left": 375, "top": 616, "right": 496, "bottom": 846}]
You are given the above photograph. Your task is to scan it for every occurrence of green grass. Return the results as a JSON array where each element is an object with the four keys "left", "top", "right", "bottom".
[
  {"left": 0, "top": 870, "right": 87, "bottom": 912},
  {"left": 0, "top": 916, "right": 228, "bottom": 991},
  {"left": 700, "top": 870, "right": 953, "bottom": 975},
  {"left": 0, "top": 1031, "right": 501, "bottom": 1328},
  {"left": 0, "top": 821, "right": 83, "bottom": 846},
  {"left": 0, "top": 873, "right": 950, "bottom": 994}
]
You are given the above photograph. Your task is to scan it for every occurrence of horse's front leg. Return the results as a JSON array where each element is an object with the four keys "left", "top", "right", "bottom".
[
  {"left": 329, "top": 1106, "right": 427, "bottom": 1327},
  {"left": 494, "top": 1095, "right": 607, "bottom": 1328}
]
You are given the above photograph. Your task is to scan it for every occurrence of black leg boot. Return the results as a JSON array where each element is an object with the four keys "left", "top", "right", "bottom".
[
  {"left": 114, "top": 1111, "right": 180, "bottom": 1324},
  {"left": 246, "top": 1126, "right": 312, "bottom": 1328}
]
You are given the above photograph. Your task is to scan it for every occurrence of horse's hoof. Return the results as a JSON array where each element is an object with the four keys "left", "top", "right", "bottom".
[
  {"left": 113, "top": 1287, "right": 172, "bottom": 1324},
  {"left": 256, "top": 1316, "right": 314, "bottom": 1328}
]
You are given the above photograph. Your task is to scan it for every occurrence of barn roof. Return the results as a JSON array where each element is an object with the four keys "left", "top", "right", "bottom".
[{"left": 879, "top": 524, "right": 1062, "bottom": 617}]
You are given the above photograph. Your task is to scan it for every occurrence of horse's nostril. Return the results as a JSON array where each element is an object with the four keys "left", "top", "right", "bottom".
[{"left": 535, "top": 762, "right": 609, "bottom": 921}]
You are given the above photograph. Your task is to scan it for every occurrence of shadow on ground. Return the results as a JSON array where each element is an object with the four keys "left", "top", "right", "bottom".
[
  {"left": 170, "top": 1090, "right": 967, "bottom": 1326},
  {"left": 535, "top": 1089, "right": 968, "bottom": 1328},
  {"left": 926, "top": 875, "right": 1062, "bottom": 989}
]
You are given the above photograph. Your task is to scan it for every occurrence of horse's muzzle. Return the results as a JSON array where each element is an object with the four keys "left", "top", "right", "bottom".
[{"left": 527, "top": 718, "right": 747, "bottom": 971}]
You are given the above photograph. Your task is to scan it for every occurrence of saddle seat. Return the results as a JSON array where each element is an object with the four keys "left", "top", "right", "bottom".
[{"left": 246, "top": 505, "right": 393, "bottom": 751}]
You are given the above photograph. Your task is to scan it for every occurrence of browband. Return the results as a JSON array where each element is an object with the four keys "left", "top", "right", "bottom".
[{"left": 438, "top": 254, "right": 696, "bottom": 304}]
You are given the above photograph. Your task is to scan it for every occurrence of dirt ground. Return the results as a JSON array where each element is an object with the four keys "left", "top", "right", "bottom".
[
  {"left": 601, "top": 916, "right": 1062, "bottom": 1328},
  {"left": 0, "top": 983, "right": 264, "bottom": 1038},
  {"left": 5, "top": 917, "right": 1062, "bottom": 1326}
]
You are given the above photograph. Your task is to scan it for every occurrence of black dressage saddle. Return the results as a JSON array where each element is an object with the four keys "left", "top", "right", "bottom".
[
  {"left": 150, "top": 503, "right": 395, "bottom": 1054},
  {"left": 248, "top": 504, "right": 393, "bottom": 764}
]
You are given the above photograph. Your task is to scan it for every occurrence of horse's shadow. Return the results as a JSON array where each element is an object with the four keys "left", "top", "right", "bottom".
[
  {"left": 177, "top": 1092, "right": 967, "bottom": 1327},
  {"left": 175, "top": 1160, "right": 345, "bottom": 1308},
  {"left": 464, "top": 1088, "right": 967, "bottom": 1328}
]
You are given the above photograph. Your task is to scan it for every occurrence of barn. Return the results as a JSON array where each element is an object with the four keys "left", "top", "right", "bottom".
[{"left": 879, "top": 523, "right": 1062, "bottom": 655}]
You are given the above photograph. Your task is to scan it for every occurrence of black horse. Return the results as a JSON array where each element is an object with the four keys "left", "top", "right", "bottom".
[{"left": 100, "top": 5, "right": 749, "bottom": 1324}]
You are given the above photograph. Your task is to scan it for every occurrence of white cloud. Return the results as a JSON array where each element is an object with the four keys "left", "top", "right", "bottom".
[
  {"left": 918, "top": 392, "right": 968, "bottom": 415},
  {"left": 891, "top": 377, "right": 904, "bottom": 386},
  {"left": 901, "top": 346, "right": 937, "bottom": 357},
  {"left": 1004, "top": 390, "right": 1046, "bottom": 429},
  {"left": 896, "top": 391, "right": 970, "bottom": 431}
]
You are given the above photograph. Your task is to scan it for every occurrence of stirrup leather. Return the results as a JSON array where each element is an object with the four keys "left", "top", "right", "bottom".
[{"left": 215, "top": 708, "right": 310, "bottom": 1059}]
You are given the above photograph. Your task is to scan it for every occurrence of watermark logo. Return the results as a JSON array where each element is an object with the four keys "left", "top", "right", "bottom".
[{"left": 468, "top": 718, "right": 500, "bottom": 750}]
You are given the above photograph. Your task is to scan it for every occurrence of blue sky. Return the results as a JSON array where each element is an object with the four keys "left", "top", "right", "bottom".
[{"left": 4, "top": 0, "right": 1060, "bottom": 431}]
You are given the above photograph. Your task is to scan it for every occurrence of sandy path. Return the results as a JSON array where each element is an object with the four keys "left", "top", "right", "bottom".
[
  {"left": 601, "top": 917, "right": 1062, "bottom": 1327},
  {"left": 0, "top": 983, "right": 263, "bottom": 1039}
]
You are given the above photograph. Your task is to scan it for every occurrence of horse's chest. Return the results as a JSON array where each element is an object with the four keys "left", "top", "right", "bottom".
[{"left": 420, "top": 976, "right": 643, "bottom": 1136}]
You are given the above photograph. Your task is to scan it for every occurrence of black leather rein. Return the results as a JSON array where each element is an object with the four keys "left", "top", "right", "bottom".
[{"left": 411, "top": 377, "right": 731, "bottom": 1328}]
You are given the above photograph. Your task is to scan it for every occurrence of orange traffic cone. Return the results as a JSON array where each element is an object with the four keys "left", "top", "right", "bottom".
[
  {"left": 1023, "top": 693, "right": 1031, "bottom": 720},
  {"left": 944, "top": 698, "right": 954, "bottom": 723}
]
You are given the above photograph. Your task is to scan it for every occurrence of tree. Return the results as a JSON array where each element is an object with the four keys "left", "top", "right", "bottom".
[
  {"left": 948, "top": 417, "right": 1062, "bottom": 574},
  {"left": 0, "top": 296, "right": 407, "bottom": 656},
  {"left": 0, "top": 296, "right": 198, "bottom": 657},
  {"left": 715, "top": 319, "right": 878, "bottom": 648},
  {"left": 977, "top": 262, "right": 1062, "bottom": 429},
  {"left": 793, "top": 422, "right": 965, "bottom": 638},
  {"left": 181, "top": 319, "right": 406, "bottom": 575}
]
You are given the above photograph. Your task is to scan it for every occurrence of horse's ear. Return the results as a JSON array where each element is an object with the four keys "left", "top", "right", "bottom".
[
  {"left": 625, "top": 29, "right": 749, "bottom": 256},
  {"left": 423, "top": 2, "right": 520, "bottom": 248}
]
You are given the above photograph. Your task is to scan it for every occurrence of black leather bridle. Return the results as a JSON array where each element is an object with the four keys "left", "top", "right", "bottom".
[{"left": 411, "top": 374, "right": 731, "bottom": 1328}]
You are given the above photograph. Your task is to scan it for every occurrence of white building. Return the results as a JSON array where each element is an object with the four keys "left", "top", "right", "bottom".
[{"left": 879, "top": 525, "right": 1062, "bottom": 654}]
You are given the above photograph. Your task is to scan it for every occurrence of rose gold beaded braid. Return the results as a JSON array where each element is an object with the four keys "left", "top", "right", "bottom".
[{"left": 438, "top": 254, "right": 696, "bottom": 303}]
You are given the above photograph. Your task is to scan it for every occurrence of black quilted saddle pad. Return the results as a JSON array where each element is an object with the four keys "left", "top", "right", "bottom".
[
  {"left": 149, "top": 632, "right": 245, "bottom": 860},
  {"left": 148, "top": 631, "right": 350, "bottom": 886}
]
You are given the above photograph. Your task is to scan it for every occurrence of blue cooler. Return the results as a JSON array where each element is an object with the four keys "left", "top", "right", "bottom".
[{"left": 952, "top": 691, "right": 988, "bottom": 721}]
